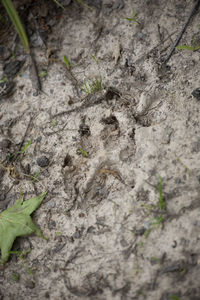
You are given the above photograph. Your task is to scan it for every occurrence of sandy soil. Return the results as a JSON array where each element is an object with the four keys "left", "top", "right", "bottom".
[{"left": 0, "top": 0, "right": 200, "bottom": 299}]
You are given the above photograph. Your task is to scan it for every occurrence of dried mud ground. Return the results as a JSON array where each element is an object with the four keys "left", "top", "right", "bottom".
[{"left": 1, "top": 0, "right": 200, "bottom": 299}]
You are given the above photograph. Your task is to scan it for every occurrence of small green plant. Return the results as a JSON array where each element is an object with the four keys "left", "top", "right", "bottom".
[
  {"left": 157, "top": 175, "right": 165, "bottom": 210},
  {"left": 151, "top": 215, "right": 165, "bottom": 227},
  {"left": 55, "top": 231, "right": 62, "bottom": 235},
  {"left": 176, "top": 34, "right": 200, "bottom": 51},
  {"left": 51, "top": 119, "right": 56, "bottom": 127},
  {"left": 17, "top": 139, "right": 32, "bottom": 155},
  {"left": 39, "top": 71, "right": 47, "bottom": 77},
  {"left": 82, "top": 76, "right": 102, "bottom": 95},
  {"left": 150, "top": 256, "right": 161, "bottom": 264},
  {"left": 31, "top": 170, "right": 40, "bottom": 182},
  {"left": 12, "top": 272, "right": 20, "bottom": 281},
  {"left": 9, "top": 139, "right": 32, "bottom": 160},
  {"left": 91, "top": 55, "right": 98, "bottom": 64},
  {"left": 9, "top": 250, "right": 32, "bottom": 274},
  {"left": 77, "top": 148, "right": 88, "bottom": 158},
  {"left": 11, "top": 51, "right": 15, "bottom": 60},
  {"left": 0, "top": 76, "right": 6, "bottom": 83},
  {"left": 141, "top": 176, "right": 166, "bottom": 239},
  {"left": 125, "top": 11, "right": 139, "bottom": 24},
  {"left": 144, "top": 228, "right": 151, "bottom": 238},
  {"left": 63, "top": 55, "right": 70, "bottom": 69},
  {"left": 170, "top": 295, "right": 180, "bottom": 300}
]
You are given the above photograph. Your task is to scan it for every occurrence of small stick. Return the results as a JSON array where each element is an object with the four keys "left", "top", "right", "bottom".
[
  {"left": 164, "top": 0, "right": 200, "bottom": 63},
  {"left": 11, "top": 116, "right": 33, "bottom": 162},
  {"left": 29, "top": 52, "right": 41, "bottom": 96}
]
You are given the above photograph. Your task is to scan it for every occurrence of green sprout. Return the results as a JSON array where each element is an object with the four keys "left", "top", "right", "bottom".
[
  {"left": 17, "top": 139, "right": 32, "bottom": 155},
  {"left": 144, "top": 228, "right": 151, "bottom": 238},
  {"left": 151, "top": 215, "right": 165, "bottom": 227},
  {"left": 12, "top": 273, "right": 20, "bottom": 281},
  {"left": 64, "top": 55, "right": 70, "bottom": 69},
  {"left": 77, "top": 148, "right": 88, "bottom": 158},
  {"left": 125, "top": 11, "right": 140, "bottom": 24},
  {"left": 9, "top": 250, "right": 32, "bottom": 274},
  {"left": 0, "top": 76, "right": 6, "bottom": 83},
  {"left": 176, "top": 34, "right": 200, "bottom": 51},
  {"left": 157, "top": 175, "right": 165, "bottom": 210},
  {"left": 150, "top": 256, "right": 161, "bottom": 264},
  {"left": 51, "top": 119, "right": 56, "bottom": 127},
  {"left": 39, "top": 71, "right": 47, "bottom": 77},
  {"left": 82, "top": 76, "right": 102, "bottom": 95},
  {"left": 31, "top": 170, "right": 40, "bottom": 182},
  {"left": 11, "top": 51, "right": 15, "bottom": 60},
  {"left": 170, "top": 296, "right": 180, "bottom": 300},
  {"left": 91, "top": 55, "right": 98, "bottom": 64}
]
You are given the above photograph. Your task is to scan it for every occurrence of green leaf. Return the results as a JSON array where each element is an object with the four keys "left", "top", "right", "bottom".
[
  {"left": 2, "top": 0, "right": 30, "bottom": 54},
  {"left": 0, "top": 191, "right": 47, "bottom": 264},
  {"left": 77, "top": 148, "right": 88, "bottom": 157},
  {"left": 63, "top": 55, "right": 70, "bottom": 69}
]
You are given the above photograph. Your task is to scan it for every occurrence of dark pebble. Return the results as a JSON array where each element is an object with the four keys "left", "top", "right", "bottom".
[
  {"left": 0, "top": 139, "right": 11, "bottom": 150},
  {"left": 0, "top": 191, "right": 6, "bottom": 201},
  {"left": 37, "top": 156, "right": 49, "bottom": 167},
  {"left": 24, "top": 163, "right": 31, "bottom": 174},
  {"left": 0, "top": 46, "right": 11, "bottom": 61},
  {"left": 192, "top": 88, "right": 200, "bottom": 100},
  {"left": 3, "top": 60, "right": 24, "bottom": 77},
  {"left": 191, "top": 140, "right": 200, "bottom": 153}
]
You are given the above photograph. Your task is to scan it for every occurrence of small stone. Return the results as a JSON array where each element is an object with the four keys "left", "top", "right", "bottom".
[
  {"left": 37, "top": 156, "right": 49, "bottom": 167},
  {"left": 0, "top": 190, "right": 6, "bottom": 201},
  {"left": 0, "top": 139, "right": 11, "bottom": 150},
  {"left": 191, "top": 140, "right": 200, "bottom": 153},
  {"left": 48, "top": 200, "right": 56, "bottom": 208},
  {"left": 192, "top": 88, "right": 200, "bottom": 100},
  {"left": 0, "top": 46, "right": 11, "bottom": 61},
  {"left": 3, "top": 60, "right": 24, "bottom": 77}
]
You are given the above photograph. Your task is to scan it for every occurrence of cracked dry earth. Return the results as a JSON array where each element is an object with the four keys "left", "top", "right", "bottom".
[{"left": 1, "top": 0, "right": 200, "bottom": 299}]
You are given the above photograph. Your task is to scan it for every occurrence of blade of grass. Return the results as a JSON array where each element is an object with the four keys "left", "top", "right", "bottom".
[
  {"left": 2, "top": 0, "right": 30, "bottom": 54},
  {"left": 52, "top": 0, "right": 64, "bottom": 9},
  {"left": 158, "top": 175, "right": 165, "bottom": 210},
  {"left": 76, "top": 0, "right": 93, "bottom": 11},
  {"left": 64, "top": 55, "right": 70, "bottom": 69}
]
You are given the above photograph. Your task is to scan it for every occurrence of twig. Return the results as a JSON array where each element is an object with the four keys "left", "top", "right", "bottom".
[
  {"left": 20, "top": 14, "right": 42, "bottom": 96},
  {"left": 11, "top": 115, "right": 33, "bottom": 162},
  {"left": 52, "top": 93, "right": 105, "bottom": 118},
  {"left": 134, "top": 31, "right": 177, "bottom": 65},
  {"left": 164, "top": 0, "right": 200, "bottom": 63},
  {"left": 29, "top": 52, "right": 41, "bottom": 96}
]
